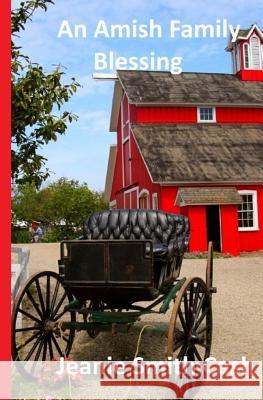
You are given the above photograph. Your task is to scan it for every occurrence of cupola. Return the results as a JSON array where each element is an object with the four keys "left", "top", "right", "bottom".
[{"left": 226, "top": 24, "right": 263, "bottom": 81}]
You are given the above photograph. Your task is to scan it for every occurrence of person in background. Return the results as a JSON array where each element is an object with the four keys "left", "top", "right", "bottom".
[{"left": 32, "top": 221, "right": 43, "bottom": 242}]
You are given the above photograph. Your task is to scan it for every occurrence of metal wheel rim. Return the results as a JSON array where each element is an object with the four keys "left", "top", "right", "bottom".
[
  {"left": 167, "top": 277, "right": 212, "bottom": 360},
  {"left": 12, "top": 271, "right": 76, "bottom": 361}
]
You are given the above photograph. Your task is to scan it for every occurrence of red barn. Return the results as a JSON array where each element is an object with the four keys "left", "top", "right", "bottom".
[{"left": 104, "top": 24, "right": 263, "bottom": 255}]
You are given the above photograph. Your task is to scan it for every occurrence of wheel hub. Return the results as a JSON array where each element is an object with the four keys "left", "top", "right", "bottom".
[
  {"left": 44, "top": 320, "right": 56, "bottom": 333},
  {"left": 188, "top": 331, "right": 199, "bottom": 344}
]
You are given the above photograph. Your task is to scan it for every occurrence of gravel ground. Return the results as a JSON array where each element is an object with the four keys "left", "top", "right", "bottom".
[{"left": 15, "top": 243, "right": 263, "bottom": 362}]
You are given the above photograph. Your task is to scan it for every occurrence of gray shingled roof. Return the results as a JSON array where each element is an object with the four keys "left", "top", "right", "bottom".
[
  {"left": 176, "top": 188, "right": 242, "bottom": 206},
  {"left": 238, "top": 26, "right": 263, "bottom": 38},
  {"left": 131, "top": 124, "right": 263, "bottom": 183},
  {"left": 118, "top": 71, "right": 263, "bottom": 106}
]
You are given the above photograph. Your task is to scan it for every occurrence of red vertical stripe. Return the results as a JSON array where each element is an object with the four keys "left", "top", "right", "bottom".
[{"left": 0, "top": 0, "right": 11, "bottom": 360}]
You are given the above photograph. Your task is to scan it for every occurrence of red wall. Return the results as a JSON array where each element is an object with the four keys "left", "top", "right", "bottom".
[
  {"left": 133, "top": 106, "right": 263, "bottom": 124},
  {"left": 110, "top": 115, "right": 123, "bottom": 201},
  {"left": 237, "top": 70, "right": 263, "bottom": 82},
  {"left": 220, "top": 205, "right": 240, "bottom": 256},
  {"left": 136, "top": 107, "right": 197, "bottom": 123},
  {"left": 187, "top": 206, "right": 207, "bottom": 252},
  {"left": 217, "top": 108, "right": 263, "bottom": 123}
]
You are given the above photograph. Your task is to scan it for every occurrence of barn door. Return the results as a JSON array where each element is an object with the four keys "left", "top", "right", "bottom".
[{"left": 206, "top": 205, "right": 221, "bottom": 252}]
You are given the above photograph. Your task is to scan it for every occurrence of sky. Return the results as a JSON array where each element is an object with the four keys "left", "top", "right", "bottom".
[{"left": 13, "top": 0, "right": 263, "bottom": 191}]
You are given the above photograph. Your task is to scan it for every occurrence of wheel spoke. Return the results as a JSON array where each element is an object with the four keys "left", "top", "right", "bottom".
[
  {"left": 34, "top": 337, "right": 45, "bottom": 361},
  {"left": 46, "top": 274, "right": 51, "bottom": 313},
  {"left": 193, "top": 293, "right": 206, "bottom": 325},
  {"left": 25, "top": 334, "right": 44, "bottom": 361},
  {"left": 178, "top": 309, "right": 188, "bottom": 333},
  {"left": 53, "top": 308, "right": 67, "bottom": 322},
  {"left": 193, "top": 284, "right": 201, "bottom": 313},
  {"left": 183, "top": 293, "right": 189, "bottom": 328},
  {"left": 186, "top": 346, "right": 195, "bottom": 361},
  {"left": 26, "top": 289, "right": 43, "bottom": 319},
  {"left": 196, "top": 325, "right": 207, "bottom": 335},
  {"left": 51, "top": 292, "right": 67, "bottom": 319},
  {"left": 51, "top": 334, "right": 64, "bottom": 357},
  {"left": 62, "top": 335, "right": 70, "bottom": 344},
  {"left": 48, "top": 336, "right": 54, "bottom": 360},
  {"left": 174, "top": 339, "right": 186, "bottom": 352},
  {"left": 15, "top": 326, "right": 41, "bottom": 333},
  {"left": 193, "top": 346, "right": 202, "bottom": 361},
  {"left": 50, "top": 280, "right": 60, "bottom": 314},
  {"left": 178, "top": 344, "right": 188, "bottom": 360},
  {"left": 194, "top": 307, "right": 209, "bottom": 331},
  {"left": 35, "top": 278, "right": 46, "bottom": 315},
  {"left": 17, "top": 330, "right": 42, "bottom": 351},
  {"left": 17, "top": 308, "right": 41, "bottom": 325},
  {"left": 189, "top": 284, "right": 194, "bottom": 309},
  {"left": 42, "top": 339, "right": 48, "bottom": 361}
]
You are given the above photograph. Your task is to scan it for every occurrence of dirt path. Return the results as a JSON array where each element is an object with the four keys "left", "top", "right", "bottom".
[{"left": 16, "top": 243, "right": 263, "bottom": 361}]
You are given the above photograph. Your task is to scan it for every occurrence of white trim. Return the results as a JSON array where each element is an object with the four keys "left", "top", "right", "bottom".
[
  {"left": 122, "top": 136, "right": 129, "bottom": 144},
  {"left": 250, "top": 34, "right": 262, "bottom": 70},
  {"left": 130, "top": 127, "right": 154, "bottom": 183},
  {"left": 121, "top": 95, "right": 125, "bottom": 187},
  {"left": 138, "top": 189, "right": 150, "bottom": 209},
  {"left": 237, "top": 24, "right": 263, "bottom": 41},
  {"left": 197, "top": 106, "right": 216, "bottom": 123},
  {"left": 92, "top": 73, "right": 117, "bottom": 80},
  {"left": 152, "top": 193, "right": 158, "bottom": 210},
  {"left": 124, "top": 186, "right": 139, "bottom": 195},
  {"left": 124, "top": 186, "right": 139, "bottom": 208},
  {"left": 128, "top": 102, "right": 132, "bottom": 184},
  {"left": 243, "top": 43, "right": 250, "bottom": 69},
  {"left": 219, "top": 206, "right": 222, "bottom": 252},
  {"left": 238, "top": 190, "right": 259, "bottom": 231}
]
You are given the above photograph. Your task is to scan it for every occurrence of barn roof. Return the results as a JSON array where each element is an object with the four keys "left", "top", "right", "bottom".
[
  {"left": 117, "top": 70, "right": 263, "bottom": 106},
  {"left": 226, "top": 24, "right": 263, "bottom": 50},
  {"left": 131, "top": 123, "right": 263, "bottom": 184},
  {"left": 175, "top": 188, "right": 242, "bottom": 206}
]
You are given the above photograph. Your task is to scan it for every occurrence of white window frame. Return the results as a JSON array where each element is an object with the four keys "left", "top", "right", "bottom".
[
  {"left": 197, "top": 107, "right": 216, "bottom": 123},
  {"left": 138, "top": 189, "right": 150, "bottom": 209},
  {"left": 124, "top": 187, "right": 139, "bottom": 208},
  {"left": 250, "top": 35, "right": 262, "bottom": 70},
  {"left": 238, "top": 190, "right": 259, "bottom": 231},
  {"left": 152, "top": 193, "right": 158, "bottom": 210},
  {"left": 243, "top": 43, "right": 250, "bottom": 69}
]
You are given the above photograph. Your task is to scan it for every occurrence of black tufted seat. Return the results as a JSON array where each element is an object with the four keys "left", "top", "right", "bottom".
[{"left": 83, "top": 209, "right": 190, "bottom": 257}]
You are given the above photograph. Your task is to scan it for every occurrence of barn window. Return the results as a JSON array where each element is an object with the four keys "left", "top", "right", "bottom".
[
  {"left": 236, "top": 45, "right": 241, "bottom": 71},
  {"left": 197, "top": 107, "right": 216, "bottom": 123},
  {"left": 152, "top": 193, "right": 158, "bottom": 210},
  {"left": 244, "top": 44, "right": 250, "bottom": 69},
  {"left": 250, "top": 35, "right": 261, "bottom": 69},
  {"left": 238, "top": 191, "right": 258, "bottom": 231},
  {"left": 139, "top": 189, "right": 149, "bottom": 209}
]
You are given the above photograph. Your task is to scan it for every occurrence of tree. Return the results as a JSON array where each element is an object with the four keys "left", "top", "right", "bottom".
[
  {"left": 12, "top": 0, "right": 80, "bottom": 187},
  {"left": 12, "top": 178, "right": 108, "bottom": 234}
]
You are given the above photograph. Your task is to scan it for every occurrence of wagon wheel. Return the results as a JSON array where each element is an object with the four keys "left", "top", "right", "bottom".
[
  {"left": 206, "top": 242, "right": 217, "bottom": 294},
  {"left": 167, "top": 277, "right": 212, "bottom": 360},
  {"left": 83, "top": 300, "right": 104, "bottom": 339},
  {"left": 12, "top": 271, "right": 76, "bottom": 361}
]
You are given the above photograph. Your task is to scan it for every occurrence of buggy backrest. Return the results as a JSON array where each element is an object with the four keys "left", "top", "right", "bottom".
[{"left": 83, "top": 209, "right": 190, "bottom": 254}]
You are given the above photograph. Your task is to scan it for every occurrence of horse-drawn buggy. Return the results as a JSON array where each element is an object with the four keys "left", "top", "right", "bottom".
[{"left": 12, "top": 209, "right": 216, "bottom": 362}]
